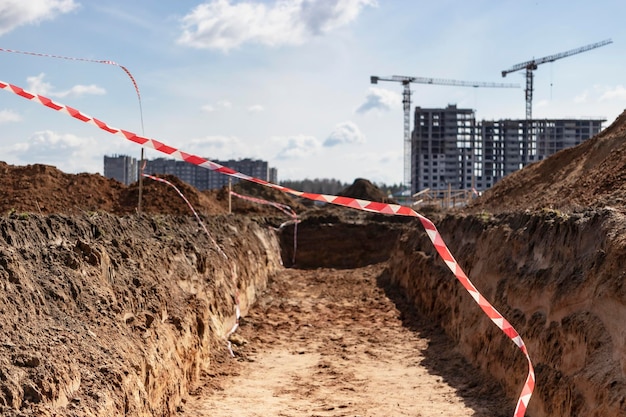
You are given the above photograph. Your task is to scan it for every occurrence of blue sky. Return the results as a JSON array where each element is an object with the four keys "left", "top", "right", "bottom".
[{"left": 0, "top": 0, "right": 622, "bottom": 185}]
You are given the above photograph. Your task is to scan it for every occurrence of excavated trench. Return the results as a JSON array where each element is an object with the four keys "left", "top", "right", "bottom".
[
  {"left": 0, "top": 209, "right": 624, "bottom": 416},
  {"left": 280, "top": 209, "right": 626, "bottom": 417}
]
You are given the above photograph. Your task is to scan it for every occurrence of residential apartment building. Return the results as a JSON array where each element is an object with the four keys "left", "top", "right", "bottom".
[
  {"left": 103, "top": 154, "right": 139, "bottom": 186},
  {"left": 103, "top": 155, "right": 276, "bottom": 190},
  {"left": 412, "top": 105, "right": 604, "bottom": 194}
]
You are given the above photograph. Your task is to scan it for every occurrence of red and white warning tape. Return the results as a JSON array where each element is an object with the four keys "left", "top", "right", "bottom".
[
  {"left": 142, "top": 173, "right": 241, "bottom": 356},
  {"left": 0, "top": 80, "right": 534, "bottom": 416},
  {"left": 0, "top": 47, "right": 141, "bottom": 100},
  {"left": 230, "top": 191, "right": 297, "bottom": 218},
  {"left": 0, "top": 47, "right": 145, "bottom": 133},
  {"left": 142, "top": 173, "right": 226, "bottom": 259},
  {"left": 230, "top": 190, "right": 300, "bottom": 264}
]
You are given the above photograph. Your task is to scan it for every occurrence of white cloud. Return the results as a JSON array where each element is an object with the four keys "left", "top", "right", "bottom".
[
  {"left": 248, "top": 104, "right": 265, "bottom": 113},
  {"left": 324, "top": 121, "right": 365, "bottom": 147},
  {"left": 201, "top": 100, "right": 232, "bottom": 113},
  {"left": 54, "top": 84, "right": 106, "bottom": 98},
  {"left": 0, "top": 0, "right": 79, "bottom": 36},
  {"left": 1, "top": 129, "right": 101, "bottom": 173},
  {"left": 217, "top": 100, "right": 232, "bottom": 108},
  {"left": 275, "top": 134, "right": 321, "bottom": 159},
  {"left": 26, "top": 73, "right": 53, "bottom": 95},
  {"left": 574, "top": 91, "right": 588, "bottom": 104},
  {"left": 30, "top": 129, "right": 88, "bottom": 149},
  {"left": 177, "top": 0, "right": 377, "bottom": 51},
  {"left": 26, "top": 73, "right": 106, "bottom": 98},
  {"left": 187, "top": 135, "right": 248, "bottom": 159},
  {"left": 599, "top": 85, "right": 626, "bottom": 101},
  {"left": 356, "top": 87, "right": 401, "bottom": 114},
  {"left": 0, "top": 109, "right": 21, "bottom": 124}
]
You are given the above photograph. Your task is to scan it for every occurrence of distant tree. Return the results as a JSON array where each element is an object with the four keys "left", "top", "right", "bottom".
[
  {"left": 280, "top": 178, "right": 403, "bottom": 197},
  {"left": 375, "top": 182, "right": 404, "bottom": 197},
  {"left": 280, "top": 178, "right": 347, "bottom": 195}
]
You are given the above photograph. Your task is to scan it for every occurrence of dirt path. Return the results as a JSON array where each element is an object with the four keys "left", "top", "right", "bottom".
[{"left": 179, "top": 263, "right": 513, "bottom": 417}]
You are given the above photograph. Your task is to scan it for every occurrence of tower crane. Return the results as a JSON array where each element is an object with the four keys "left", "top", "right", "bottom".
[
  {"left": 501, "top": 39, "right": 613, "bottom": 121},
  {"left": 370, "top": 75, "right": 519, "bottom": 193}
]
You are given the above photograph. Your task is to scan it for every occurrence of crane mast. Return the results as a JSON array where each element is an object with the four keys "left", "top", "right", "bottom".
[
  {"left": 502, "top": 39, "right": 613, "bottom": 120},
  {"left": 370, "top": 75, "right": 518, "bottom": 194}
]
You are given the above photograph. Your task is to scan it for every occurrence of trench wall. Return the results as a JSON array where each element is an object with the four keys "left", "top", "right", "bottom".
[
  {"left": 6, "top": 208, "right": 625, "bottom": 416},
  {"left": 279, "top": 213, "right": 409, "bottom": 268},
  {"left": 0, "top": 213, "right": 282, "bottom": 417},
  {"left": 386, "top": 209, "right": 626, "bottom": 417}
]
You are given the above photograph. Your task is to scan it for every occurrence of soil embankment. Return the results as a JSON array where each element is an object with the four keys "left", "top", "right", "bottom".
[
  {"left": 3, "top": 105, "right": 626, "bottom": 416},
  {"left": 0, "top": 213, "right": 281, "bottom": 416},
  {"left": 387, "top": 209, "right": 626, "bottom": 417}
]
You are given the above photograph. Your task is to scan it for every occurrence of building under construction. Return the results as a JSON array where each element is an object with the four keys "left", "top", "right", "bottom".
[{"left": 412, "top": 105, "right": 605, "bottom": 195}]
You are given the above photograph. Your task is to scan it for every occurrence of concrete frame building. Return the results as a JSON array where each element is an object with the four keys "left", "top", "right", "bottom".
[{"left": 412, "top": 105, "right": 605, "bottom": 194}]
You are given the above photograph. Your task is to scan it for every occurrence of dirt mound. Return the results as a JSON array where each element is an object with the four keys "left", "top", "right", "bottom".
[
  {"left": 338, "top": 178, "right": 396, "bottom": 203},
  {"left": 0, "top": 162, "right": 125, "bottom": 214},
  {"left": 0, "top": 163, "right": 227, "bottom": 216},
  {"left": 0, "top": 162, "right": 396, "bottom": 219},
  {"left": 127, "top": 174, "right": 226, "bottom": 216},
  {"left": 467, "top": 110, "right": 626, "bottom": 213},
  {"left": 212, "top": 180, "right": 306, "bottom": 217}
]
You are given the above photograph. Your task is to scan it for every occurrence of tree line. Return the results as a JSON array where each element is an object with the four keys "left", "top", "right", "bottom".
[{"left": 279, "top": 178, "right": 405, "bottom": 196}]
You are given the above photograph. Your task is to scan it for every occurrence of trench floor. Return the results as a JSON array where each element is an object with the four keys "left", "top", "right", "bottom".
[{"left": 178, "top": 263, "right": 512, "bottom": 417}]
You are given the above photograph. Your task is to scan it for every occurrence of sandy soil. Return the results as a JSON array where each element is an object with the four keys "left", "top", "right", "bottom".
[
  {"left": 5, "top": 103, "right": 626, "bottom": 416},
  {"left": 179, "top": 264, "right": 511, "bottom": 417}
]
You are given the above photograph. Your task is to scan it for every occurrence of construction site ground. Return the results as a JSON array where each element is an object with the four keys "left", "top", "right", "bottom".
[
  {"left": 2, "top": 110, "right": 626, "bottom": 416},
  {"left": 179, "top": 264, "right": 509, "bottom": 417}
]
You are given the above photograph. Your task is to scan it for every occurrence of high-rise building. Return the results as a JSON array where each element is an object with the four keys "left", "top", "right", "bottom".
[
  {"left": 412, "top": 105, "right": 605, "bottom": 194},
  {"left": 412, "top": 105, "right": 478, "bottom": 194},
  {"left": 104, "top": 155, "right": 276, "bottom": 190},
  {"left": 103, "top": 154, "right": 138, "bottom": 185},
  {"left": 268, "top": 167, "right": 278, "bottom": 184}
]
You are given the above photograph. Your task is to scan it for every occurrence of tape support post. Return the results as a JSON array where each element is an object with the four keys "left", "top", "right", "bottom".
[{"left": 0, "top": 80, "right": 535, "bottom": 416}]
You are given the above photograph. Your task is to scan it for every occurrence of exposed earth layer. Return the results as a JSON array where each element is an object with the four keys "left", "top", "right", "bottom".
[{"left": 1, "top": 110, "right": 626, "bottom": 416}]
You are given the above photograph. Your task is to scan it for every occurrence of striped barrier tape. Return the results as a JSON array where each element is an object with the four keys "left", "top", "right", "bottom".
[
  {"left": 0, "top": 47, "right": 144, "bottom": 132},
  {"left": 0, "top": 47, "right": 141, "bottom": 101},
  {"left": 142, "top": 173, "right": 227, "bottom": 259},
  {"left": 229, "top": 191, "right": 298, "bottom": 218},
  {"left": 142, "top": 173, "right": 242, "bottom": 356},
  {"left": 0, "top": 80, "right": 535, "bottom": 416},
  {"left": 225, "top": 293, "right": 241, "bottom": 357},
  {"left": 230, "top": 190, "right": 300, "bottom": 264}
]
